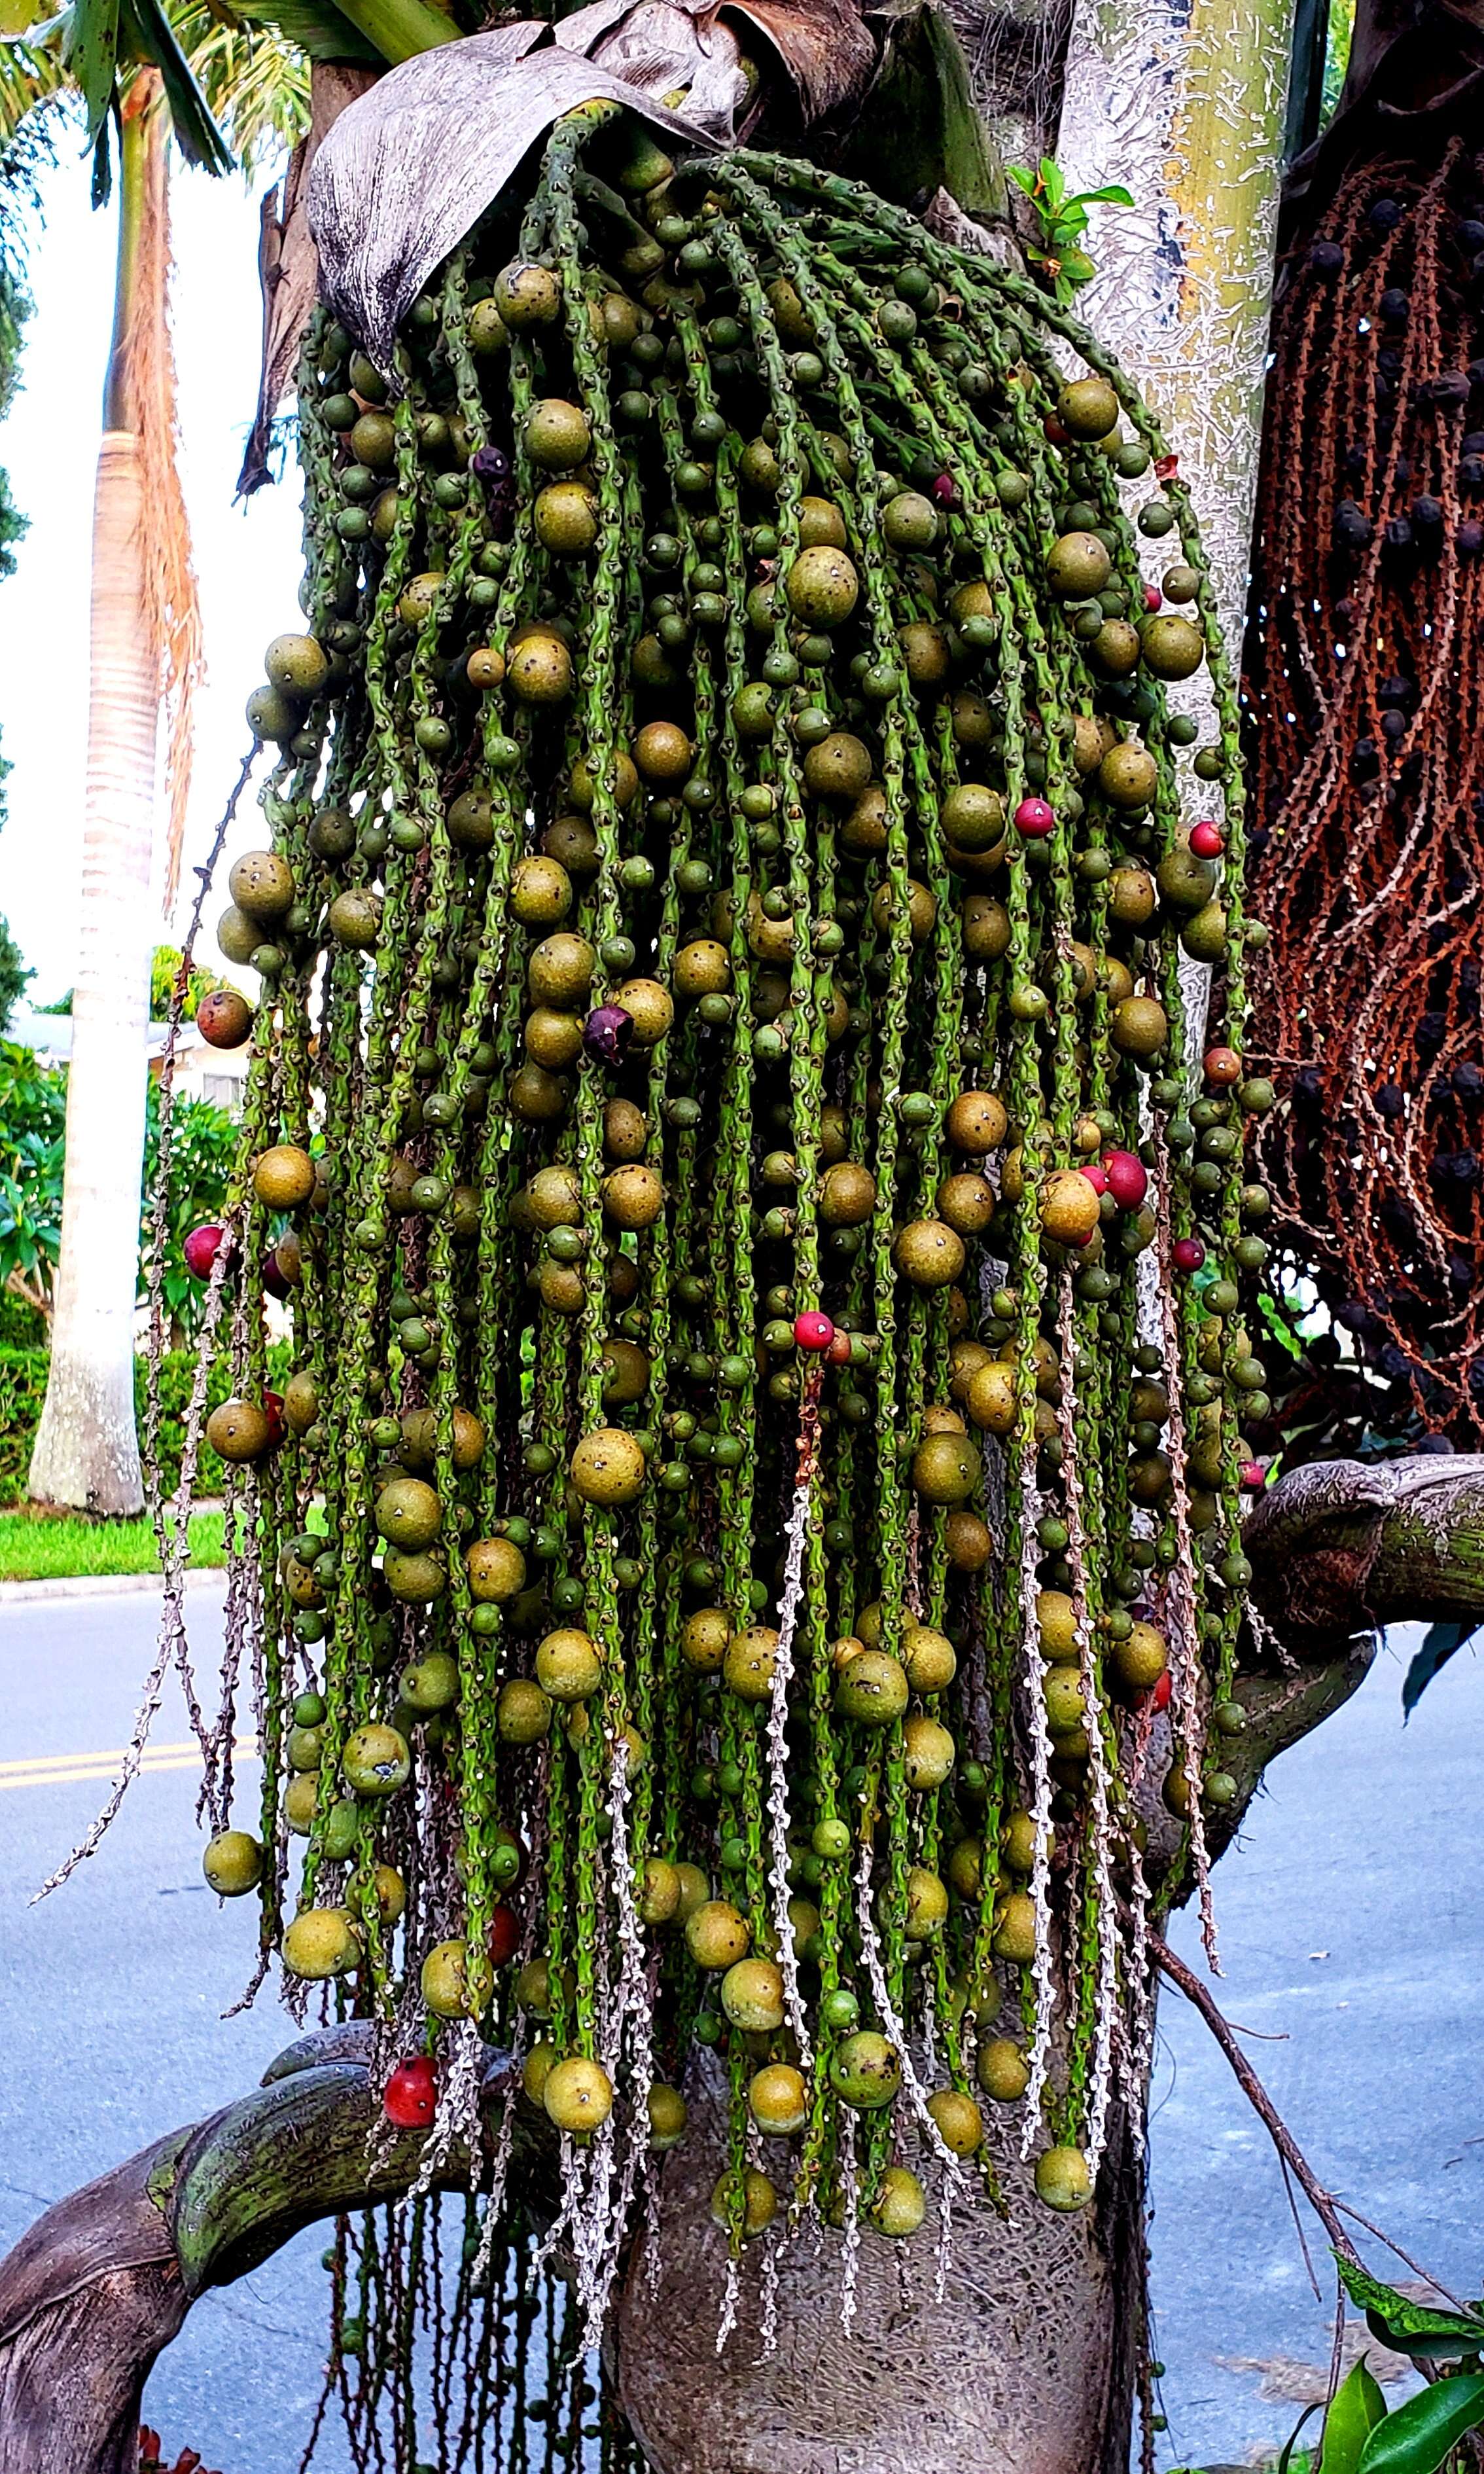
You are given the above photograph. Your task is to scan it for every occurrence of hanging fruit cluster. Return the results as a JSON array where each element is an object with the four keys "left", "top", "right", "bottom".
[
  {"left": 1246, "top": 141, "right": 1484, "bottom": 1443},
  {"left": 175, "top": 108, "right": 1266, "bottom": 2326}
]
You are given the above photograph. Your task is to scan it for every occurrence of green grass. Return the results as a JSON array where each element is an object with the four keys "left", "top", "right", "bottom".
[{"left": 0, "top": 1509, "right": 226, "bottom": 1585}]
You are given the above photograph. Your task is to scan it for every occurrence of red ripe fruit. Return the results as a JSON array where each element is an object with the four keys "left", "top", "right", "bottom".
[
  {"left": 1102, "top": 1149, "right": 1148, "bottom": 1210},
  {"left": 1043, "top": 414, "right": 1070, "bottom": 445},
  {"left": 1171, "top": 1236, "right": 1205, "bottom": 1274},
  {"left": 262, "top": 1250, "right": 291, "bottom": 1302},
  {"left": 196, "top": 986, "right": 253, "bottom": 1050},
  {"left": 1151, "top": 1671, "right": 1173, "bottom": 1712},
  {"left": 1239, "top": 1459, "right": 1266, "bottom": 1492},
  {"left": 1082, "top": 1162, "right": 1109, "bottom": 1196},
  {"left": 1014, "top": 796, "right": 1055, "bottom": 839},
  {"left": 488, "top": 1902, "right": 520, "bottom": 1968},
  {"left": 183, "top": 1223, "right": 225, "bottom": 1280},
  {"left": 262, "top": 1389, "right": 285, "bottom": 1448},
  {"left": 826, "top": 1329, "right": 853, "bottom": 1367},
  {"left": 794, "top": 1310, "right": 836, "bottom": 1353},
  {"left": 1189, "top": 819, "right": 1224, "bottom": 859},
  {"left": 1144, "top": 584, "right": 1162, "bottom": 613},
  {"left": 1204, "top": 1045, "right": 1243, "bottom": 1086},
  {"left": 383, "top": 2056, "right": 436, "bottom": 2130}
]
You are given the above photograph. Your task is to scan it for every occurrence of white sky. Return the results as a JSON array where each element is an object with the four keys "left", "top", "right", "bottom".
[{"left": 0, "top": 138, "right": 304, "bottom": 1004}]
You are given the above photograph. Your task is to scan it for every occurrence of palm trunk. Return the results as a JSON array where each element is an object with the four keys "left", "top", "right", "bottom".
[{"left": 27, "top": 86, "right": 167, "bottom": 1515}]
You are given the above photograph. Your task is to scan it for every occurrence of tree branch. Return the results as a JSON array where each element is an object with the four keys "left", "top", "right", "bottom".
[
  {"left": 1148, "top": 1931, "right": 1358, "bottom": 2263},
  {"left": 1246, "top": 1455, "right": 1484, "bottom": 1651}
]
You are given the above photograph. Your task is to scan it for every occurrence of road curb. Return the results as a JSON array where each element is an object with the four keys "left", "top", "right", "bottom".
[{"left": 0, "top": 1568, "right": 227, "bottom": 1607}]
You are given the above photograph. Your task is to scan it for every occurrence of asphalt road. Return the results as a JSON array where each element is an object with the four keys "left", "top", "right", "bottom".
[{"left": 0, "top": 1585, "right": 1479, "bottom": 2472}]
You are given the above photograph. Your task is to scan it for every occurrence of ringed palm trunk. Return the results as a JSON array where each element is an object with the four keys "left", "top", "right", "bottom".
[{"left": 29, "top": 83, "right": 169, "bottom": 1515}]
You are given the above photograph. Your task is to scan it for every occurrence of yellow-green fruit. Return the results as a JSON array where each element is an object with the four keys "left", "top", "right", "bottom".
[
  {"left": 570, "top": 1427, "right": 646, "bottom": 1505},
  {"left": 967, "top": 1360, "right": 1016, "bottom": 1437},
  {"left": 894, "top": 1218, "right": 966, "bottom": 1289},
  {"left": 785, "top": 545, "right": 859, "bottom": 626},
  {"left": 947, "top": 1835, "right": 983, "bottom": 1899},
  {"left": 1040, "top": 1168, "right": 1102, "bottom": 1244},
  {"left": 535, "top": 480, "right": 598, "bottom": 554},
  {"left": 912, "top": 1431, "right": 979, "bottom": 1505},
  {"left": 872, "top": 2166, "right": 927, "bottom": 2238},
  {"left": 961, "top": 894, "right": 1011, "bottom": 959},
  {"left": 507, "top": 628, "right": 573, "bottom": 706},
  {"left": 342, "top": 1723, "right": 410, "bottom": 1797},
  {"left": 903, "top": 1715, "right": 956, "bottom": 1792},
  {"left": 829, "top": 2030, "right": 902, "bottom": 2109},
  {"left": 601, "top": 1338, "right": 650, "bottom": 1409},
  {"left": 283, "top": 1907, "right": 359, "bottom": 1981},
  {"left": 381, "top": 1547, "right": 446, "bottom": 1605},
  {"left": 283, "top": 1773, "right": 318, "bottom": 1835},
  {"left": 723, "top": 1624, "right": 779, "bottom": 1703},
  {"left": 638, "top": 1857, "right": 680, "bottom": 1926},
  {"left": 264, "top": 632, "right": 328, "bottom": 696},
  {"left": 228, "top": 849, "right": 295, "bottom": 922},
  {"left": 282, "top": 1371, "right": 318, "bottom": 1437},
  {"left": 497, "top": 1678, "right": 552, "bottom": 1744},
  {"left": 401, "top": 1650, "right": 459, "bottom": 1712},
  {"left": 1108, "top": 863, "right": 1157, "bottom": 925},
  {"left": 903, "top": 1623, "right": 956, "bottom": 1693},
  {"left": 467, "top": 1535, "right": 526, "bottom": 1603},
  {"left": 253, "top": 1144, "right": 315, "bottom": 1210},
  {"left": 721, "top": 1956, "right": 785, "bottom": 2032},
  {"left": 202, "top": 1829, "right": 262, "bottom": 1896},
  {"left": 328, "top": 888, "right": 381, "bottom": 949},
  {"left": 711, "top": 2166, "right": 777, "bottom": 2239},
  {"left": 1044, "top": 1668, "right": 1087, "bottom": 1734},
  {"left": 1098, "top": 740, "right": 1158, "bottom": 809},
  {"left": 375, "top": 1476, "right": 442, "bottom": 1551},
  {"left": 803, "top": 730, "right": 873, "bottom": 800},
  {"left": 978, "top": 2037, "right": 1031, "bottom": 2102},
  {"left": 685, "top": 1899, "right": 750, "bottom": 1970},
  {"left": 422, "top": 1939, "right": 494, "bottom": 2020},
  {"left": 535, "top": 1627, "right": 602, "bottom": 1704},
  {"left": 749, "top": 2062, "right": 808, "bottom": 2136},
  {"left": 834, "top": 1648, "right": 909, "bottom": 1727},
  {"left": 1046, "top": 531, "right": 1112, "bottom": 597},
  {"left": 680, "top": 1607, "right": 730, "bottom": 1674},
  {"left": 943, "top": 782, "right": 1005, "bottom": 851},
  {"left": 673, "top": 937, "right": 730, "bottom": 998},
  {"left": 1002, "top": 1809, "right": 1040, "bottom": 1873},
  {"left": 672, "top": 1862, "right": 711, "bottom": 1924},
  {"left": 603, "top": 1163, "right": 664, "bottom": 1227},
  {"left": 510, "top": 853, "right": 573, "bottom": 925},
  {"left": 1114, "top": 1619, "right": 1168, "bottom": 1691},
  {"left": 205, "top": 1399, "right": 271, "bottom": 1463},
  {"left": 522, "top": 2041, "right": 557, "bottom": 2105},
  {"left": 374, "top": 1864, "right": 406, "bottom": 1926},
  {"left": 1182, "top": 898, "right": 1229, "bottom": 962},
  {"left": 993, "top": 1890, "right": 1037, "bottom": 1963},
  {"left": 493, "top": 260, "right": 562, "bottom": 328},
  {"left": 543, "top": 2056, "right": 613, "bottom": 2134},
  {"left": 1036, "top": 2145, "right": 1093, "bottom": 2212},
  {"left": 927, "top": 2088, "right": 984, "bottom": 2157},
  {"left": 904, "top": 1865, "right": 949, "bottom": 1941},
  {"left": 1057, "top": 374, "right": 1120, "bottom": 439},
  {"left": 1110, "top": 995, "right": 1169, "bottom": 1057},
  {"left": 798, "top": 493, "right": 847, "bottom": 548},
  {"left": 820, "top": 1160, "right": 876, "bottom": 1226},
  {"left": 217, "top": 905, "right": 261, "bottom": 964},
  {"left": 1141, "top": 613, "right": 1205, "bottom": 679},
  {"left": 1037, "top": 1589, "right": 1079, "bottom": 1660},
  {"left": 647, "top": 2083, "right": 688, "bottom": 2150}
]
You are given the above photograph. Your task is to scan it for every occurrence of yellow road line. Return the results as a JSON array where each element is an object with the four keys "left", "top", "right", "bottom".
[{"left": 0, "top": 1735, "right": 260, "bottom": 1791}]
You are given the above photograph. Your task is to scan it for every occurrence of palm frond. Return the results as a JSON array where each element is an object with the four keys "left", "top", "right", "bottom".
[{"left": 175, "top": 0, "right": 311, "bottom": 167}]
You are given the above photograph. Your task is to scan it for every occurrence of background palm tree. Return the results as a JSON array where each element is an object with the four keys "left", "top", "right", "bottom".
[{"left": 1, "top": 9, "right": 307, "bottom": 1511}]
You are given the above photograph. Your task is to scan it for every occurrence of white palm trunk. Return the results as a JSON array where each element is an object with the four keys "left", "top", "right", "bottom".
[
  {"left": 27, "top": 82, "right": 188, "bottom": 1516},
  {"left": 27, "top": 428, "right": 156, "bottom": 1513}
]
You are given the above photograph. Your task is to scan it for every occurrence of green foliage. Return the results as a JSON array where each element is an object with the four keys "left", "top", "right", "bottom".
[
  {"left": 0, "top": 1037, "right": 237, "bottom": 1334},
  {"left": 1355, "top": 2375, "right": 1484, "bottom": 2474},
  {"left": 0, "top": 918, "right": 32, "bottom": 1031},
  {"left": 1318, "top": 2360, "right": 1387, "bottom": 2474},
  {"left": 0, "top": 1039, "right": 65, "bottom": 1316},
  {"left": 1006, "top": 157, "right": 1135, "bottom": 304},
  {"left": 0, "top": 1339, "right": 290, "bottom": 1504},
  {"left": 0, "top": 1505, "right": 226, "bottom": 1581},
  {"left": 149, "top": 941, "right": 228, "bottom": 1022},
  {"left": 141, "top": 1077, "right": 238, "bottom": 1336},
  {"left": 1334, "top": 2259, "right": 1484, "bottom": 2359}
]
